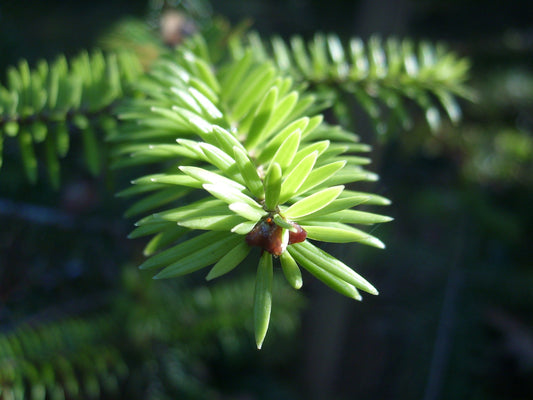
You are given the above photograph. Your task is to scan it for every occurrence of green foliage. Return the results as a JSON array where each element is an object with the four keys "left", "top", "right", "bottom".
[
  {"left": 113, "top": 34, "right": 398, "bottom": 347},
  {"left": 0, "top": 316, "right": 128, "bottom": 399},
  {"left": 0, "top": 50, "right": 143, "bottom": 187},
  {"left": 233, "top": 32, "right": 472, "bottom": 135},
  {"left": 0, "top": 13, "right": 472, "bottom": 349},
  {"left": 0, "top": 270, "right": 304, "bottom": 399},
  {"left": 398, "top": 65, "right": 533, "bottom": 188}
]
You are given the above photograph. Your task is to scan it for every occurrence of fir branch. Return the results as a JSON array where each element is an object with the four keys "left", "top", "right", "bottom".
[
  {"left": 0, "top": 50, "right": 143, "bottom": 186},
  {"left": 0, "top": 316, "right": 128, "bottom": 400},
  {"left": 0, "top": 16, "right": 473, "bottom": 350},
  {"left": 0, "top": 273, "right": 303, "bottom": 399},
  {"left": 233, "top": 32, "right": 473, "bottom": 134},
  {"left": 114, "top": 34, "right": 393, "bottom": 348}
]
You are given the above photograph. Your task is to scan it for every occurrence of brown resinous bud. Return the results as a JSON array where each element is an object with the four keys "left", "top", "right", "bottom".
[{"left": 246, "top": 215, "right": 307, "bottom": 256}]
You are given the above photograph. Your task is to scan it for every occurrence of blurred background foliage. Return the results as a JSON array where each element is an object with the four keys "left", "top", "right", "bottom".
[{"left": 0, "top": 0, "right": 532, "bottom": 399}]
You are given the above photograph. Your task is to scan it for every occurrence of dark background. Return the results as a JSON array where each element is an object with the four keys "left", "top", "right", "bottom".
[{"left": 1, "top": 0, "right": 533, "bottom": 399}]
